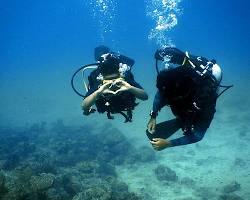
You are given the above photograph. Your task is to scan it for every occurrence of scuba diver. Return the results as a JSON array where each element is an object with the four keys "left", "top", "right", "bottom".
[
  {"left": 147, "top": 47, "right": 233, "bottom": 150},
  {"left": 71, "top": 45, "right": 148, "bottom": 122}
]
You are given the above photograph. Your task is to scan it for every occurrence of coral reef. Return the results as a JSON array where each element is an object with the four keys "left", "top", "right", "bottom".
[
  {"left": 154, "top": 165, "right": 178, "bottom": 183},
  {"left": 222, "top": 181, "right": 241, "bottom": 193},
  {"left": 233, "top": 158, "right": 246, "bottom": 168},
  {"left": 129, "top": 146, "right": 156, "bottom": 163},
  {"left": 30, "top": 173, "right": 55, "bottom": 191},
  {"left": 219, "top": 193, "right": 244, "bottom": 200},
  {"left": 0, "top": 121, "right": 145, "bottom": 200}
]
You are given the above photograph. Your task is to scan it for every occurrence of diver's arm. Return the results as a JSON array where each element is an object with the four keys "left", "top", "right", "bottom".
[
  {"left": 123, "top": 71, "right": 148, "bottom": 100},
  {"left": 152, "top": 91, "right": 167, "bottom": 115},
  {"left": 128, "top": 86, "right": 148, "bottom": 100},
  {"left": 114, "top": 79, "right": 148, "bottom": 100},
  {"left": 150, "top": 130, "right": 206, "bottom": 150},
  {"left": 147, "top": 91, "right": 167, "bottom": 134},
  {"left": 82, "top": 82, "right": 112, "bottom": 115},
  {"left": 169, "top": 130, "right": 206, "bottom": 147},
  {"left": 82, "top": 90, "right": 102, "bottom": 114}
]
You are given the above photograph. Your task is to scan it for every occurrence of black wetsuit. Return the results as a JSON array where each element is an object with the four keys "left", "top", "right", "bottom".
[{"left": 147, "top": 47, "right": 219, "bottom": 147}]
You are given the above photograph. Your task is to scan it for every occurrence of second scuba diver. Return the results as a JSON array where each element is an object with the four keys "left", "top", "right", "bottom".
[{"left": 147, "top": 47, "right": 232, "bottom": 151}]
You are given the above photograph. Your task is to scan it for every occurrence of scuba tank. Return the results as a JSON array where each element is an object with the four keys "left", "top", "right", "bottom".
[{"left": 154, "top": 47, "right": 233, "bottom": 98}]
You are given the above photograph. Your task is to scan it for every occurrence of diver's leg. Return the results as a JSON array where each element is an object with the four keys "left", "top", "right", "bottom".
[
  {"left": 146, "top": 118, "right": 181, "bottom": 140},
  {"left": 169, "top": 113, "right": 213, "bottom": 147},
  {"left": 169, "top": 129, "right": 207, "bottom": 147}
]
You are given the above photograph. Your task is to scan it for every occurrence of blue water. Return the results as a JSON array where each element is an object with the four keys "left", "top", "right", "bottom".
[{"left": 1, "top": 0, "right": 250, "bottom": 199}]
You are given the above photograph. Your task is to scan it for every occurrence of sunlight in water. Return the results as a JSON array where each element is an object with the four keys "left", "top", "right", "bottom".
[{"left": 145, "top": 0, "right": 183, "bottom": 47}]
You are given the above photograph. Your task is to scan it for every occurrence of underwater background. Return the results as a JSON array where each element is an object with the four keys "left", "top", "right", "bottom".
[{"left": 1, "top": 0, "right": 250, "bottom": 199}]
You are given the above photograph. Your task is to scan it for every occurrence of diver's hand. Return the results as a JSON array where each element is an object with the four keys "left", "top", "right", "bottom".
[
  {"left": 102, "top": 89, "right": 117, "bottom": 95},
  {"left": 113, "top": 80, "right": 132, "bottom": 94},
  {"left": 150, "top": 138, "right": 172, "bottom": 151},
  {"left": 147, "top": 117, "right": 156, "bottom": 134},
  {"left": 97, "top": 81, "right": 114, "bottom": 94}
]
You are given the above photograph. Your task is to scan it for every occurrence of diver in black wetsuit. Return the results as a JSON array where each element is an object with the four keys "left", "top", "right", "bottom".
[
  {"left": 147, "top": 47, "right": 227, "bottom": 151},
  {"left": 82, "top": 46, "right": 148, "bottom": 122}
]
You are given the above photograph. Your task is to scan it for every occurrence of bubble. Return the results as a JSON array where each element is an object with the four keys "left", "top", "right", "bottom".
[
  {"left": 83, "top": 0, "right": 117, "bottom": 41},
  {"left": 145, "top": 0, "right": 183, "bottom": 47}
]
